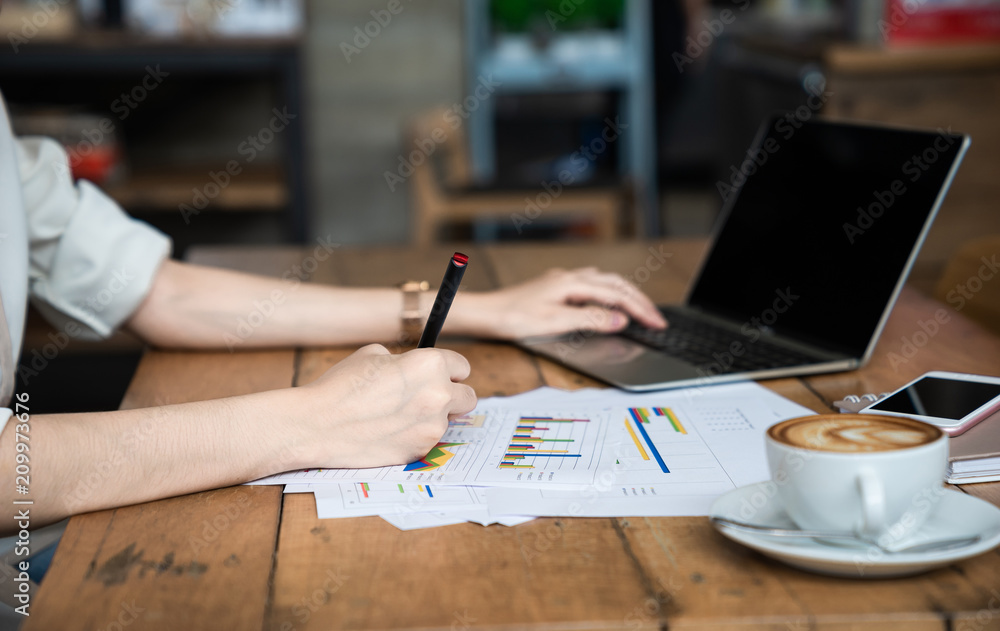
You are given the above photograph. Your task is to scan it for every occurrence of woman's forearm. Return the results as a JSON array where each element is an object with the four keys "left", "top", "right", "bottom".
[
  {"left": 0, "top": 387, "right": 304, "bottom": 533},
  {"left": 125, "top": 260, "right": 499, "bottom": 349},
  {"left": 125, "top": 260, "right": 408, "bottom": 348},
  {"left": 1, "top": 343, "right": 476, "bottom": 535},
  {"left": 125, "top": 260, "right": 666, "bottom": 350}
]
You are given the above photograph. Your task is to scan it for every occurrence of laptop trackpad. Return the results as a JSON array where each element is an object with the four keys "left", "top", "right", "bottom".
[{"left": 524, "top": 335, "right": 701, "bottom": 387}]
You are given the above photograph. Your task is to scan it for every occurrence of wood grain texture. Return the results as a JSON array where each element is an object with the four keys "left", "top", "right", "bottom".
[
  {"left": 185, "top": 245, "right": 312, "bottom": 278},
  {"left": 267, "top": 494, "right": 660, "bottom": 631},
  {"left": 269, "top": 243, "right": 554, "bottom": 630},
  {"left": 485, "top": 239, "right": 697, "bottom": 305},
  {"left": 27, "top": 349, "right": 296, "bottom": 631},
  {"left": 321, "top": 244, "right": 495, "bottom": 292},
  {"left": 32, "top": 242, "right": 1000, "bottom": 631}
]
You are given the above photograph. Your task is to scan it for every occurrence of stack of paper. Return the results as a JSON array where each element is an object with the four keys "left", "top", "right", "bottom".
[{"left": 248, "top": 382, "right": 815, "bottom": 530}]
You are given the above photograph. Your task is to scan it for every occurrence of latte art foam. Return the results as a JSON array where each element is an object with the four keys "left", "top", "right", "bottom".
[{"left": 768, "top": 414, "right": 941, "bottom": 453}]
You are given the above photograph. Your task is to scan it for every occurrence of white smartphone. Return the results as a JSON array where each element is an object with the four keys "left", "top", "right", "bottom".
[{"left": 860, "top": 371, "right": 1000, "bottom": 436}]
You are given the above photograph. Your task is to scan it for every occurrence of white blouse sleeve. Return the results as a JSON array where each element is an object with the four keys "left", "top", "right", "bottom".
[{"left": 16, "top": 137, "right": 171, "bottom": 340}]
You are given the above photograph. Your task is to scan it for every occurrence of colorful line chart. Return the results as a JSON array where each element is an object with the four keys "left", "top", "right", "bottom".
[
  {"left": 611, "top": 404, "right": 733, "bottom": 490},
  {"left": 486, "top": 394, "right": 808, "bottom": 517}
]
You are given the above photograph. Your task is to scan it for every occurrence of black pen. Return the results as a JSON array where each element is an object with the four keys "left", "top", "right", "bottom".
[{"left": 418, "top": 252, "right": 468, "bottom": 348}]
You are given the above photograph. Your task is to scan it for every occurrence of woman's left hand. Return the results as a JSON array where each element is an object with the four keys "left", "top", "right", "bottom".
[{"left": 450, "top": 267, "right": 667, "bottom": 341}]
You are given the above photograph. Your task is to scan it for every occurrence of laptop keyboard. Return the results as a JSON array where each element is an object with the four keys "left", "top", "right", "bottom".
[{"left": 620, "top": 308, "right": 819, "bottom": 375}]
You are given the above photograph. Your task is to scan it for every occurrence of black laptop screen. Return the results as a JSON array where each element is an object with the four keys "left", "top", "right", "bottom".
[{"left": 688, "top": 117, "right": 966, "bottom": 357}]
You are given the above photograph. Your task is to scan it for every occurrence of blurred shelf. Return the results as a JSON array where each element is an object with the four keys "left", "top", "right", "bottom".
[
  {"left": 0, "top": 30, "right": 303, "bottom": 74},
  {"left": 0, "top": 31, "right": 308, "bottom": 243},
  {"left": 480, "top": 33, "right": 633, "bottom": 90},
  {"left": 825, "top": 43, "right": 1000, "bottom": 74},
  {"left": 14, "top": 29, "right": 301, "bottom": 50},
  {"left": 103, "top": 166, "right": 287, "bottom": 213},
  {"left": 464, "top": 0, "right": 657, "bottom": 235}
]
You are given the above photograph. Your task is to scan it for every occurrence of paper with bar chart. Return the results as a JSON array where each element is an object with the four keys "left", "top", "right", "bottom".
[
  {"left": 249, "top": 407, "right": 615, "bottom": 488},
  {"left": 312, "top": 482, "right": 485, "bottom": 519},
  {"left": 250, "top": 381, "right": 816, "bottom": 526},
  {"left": 485, "top": 386, "right": 816, "bottom": 517},
  {"left": 473, "top": 411, "right": 615, "bottom": 486}
]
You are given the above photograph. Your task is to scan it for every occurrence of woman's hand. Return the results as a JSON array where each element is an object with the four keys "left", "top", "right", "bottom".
[
  {"left": 294, "top": 344, "right": 477, "bottom": 468},
  {"left": 451, "top": 267, "right": 667, "bottom": 340}
]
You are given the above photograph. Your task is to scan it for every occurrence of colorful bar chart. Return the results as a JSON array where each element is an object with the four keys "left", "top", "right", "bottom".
[
  {"left": 357, "top": 482, "right": 433, "bottom": 499},
  {"left": 628, "top": 407, "right": 687, "bottom": 434},
  {"left": 449, "top": 414, "right": 485, "bottom": 428},
  {"left": 499, "top": 416, "right": 588, "bottom": 469},
  {"left": 626, "top": 408, "right": 683, "bottom": 474}
]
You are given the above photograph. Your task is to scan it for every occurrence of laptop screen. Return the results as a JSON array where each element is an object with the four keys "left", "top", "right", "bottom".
[{"left": 688, "top": 117, "right": 967, "bottom": 356}]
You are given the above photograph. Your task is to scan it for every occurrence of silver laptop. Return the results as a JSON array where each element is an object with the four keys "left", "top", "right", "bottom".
[{"left": 521, "top": 117, "right": 970, "bottom": 391}]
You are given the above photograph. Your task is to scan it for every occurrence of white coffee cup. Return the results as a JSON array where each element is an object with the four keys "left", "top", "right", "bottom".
[{"left": 765, "top": 414, "right": 948, "bottom": 544}]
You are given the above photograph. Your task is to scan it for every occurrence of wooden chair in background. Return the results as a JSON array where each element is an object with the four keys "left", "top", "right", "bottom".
[{"left": 407, "top": 108, "right": 625, "bottom": 246}]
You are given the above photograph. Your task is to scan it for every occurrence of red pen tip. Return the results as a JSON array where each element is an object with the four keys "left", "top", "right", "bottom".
[{"left": 452, "top": 252, "right": 469, "bottom": 267}]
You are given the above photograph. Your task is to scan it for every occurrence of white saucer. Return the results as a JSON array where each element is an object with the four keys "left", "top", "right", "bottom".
[{"left": 709, "top": 482, "right": 1000, "bottom": 578}]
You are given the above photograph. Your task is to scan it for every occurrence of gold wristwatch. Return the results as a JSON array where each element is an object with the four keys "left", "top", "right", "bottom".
[{"left": 399, "top": 280, "right": 429, "bottom": 344}]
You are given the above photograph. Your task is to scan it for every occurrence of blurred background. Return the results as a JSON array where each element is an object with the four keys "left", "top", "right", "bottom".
[{"left": 4, "top": 0, "right": 999, "bottom": 410}]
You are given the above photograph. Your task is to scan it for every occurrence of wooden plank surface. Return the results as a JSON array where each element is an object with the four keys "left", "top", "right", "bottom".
[
  {"left": 25, "top": 351, "right": 296, "bottom": 631},
  {"left": 267, "top": 246, "right": 665, "bottom": 631},
  {"left": 25, "top": 246, "right": 307, "bottom": 631},
  {"left": 29, "top": 241, "right": 1000, "bottom": 631},
  {"left": 484, "top": 241, "right": 1000, "bottom": 629}
]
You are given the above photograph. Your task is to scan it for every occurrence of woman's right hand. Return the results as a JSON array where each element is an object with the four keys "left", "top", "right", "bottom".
[{"left": 292, "top": 344, "right": 477, "bottom": 469}]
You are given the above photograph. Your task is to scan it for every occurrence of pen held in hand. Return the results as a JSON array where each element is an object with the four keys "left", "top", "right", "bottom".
[{"left": 417, "top": 252, "right": 468, "bottom": 348}]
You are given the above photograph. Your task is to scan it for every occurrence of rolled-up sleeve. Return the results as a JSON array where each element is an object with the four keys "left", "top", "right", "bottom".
[{"left": 16, "top": 137, "right": 171, "bottom": 340}]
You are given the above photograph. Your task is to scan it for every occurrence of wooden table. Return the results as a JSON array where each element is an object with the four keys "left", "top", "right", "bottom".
[{"left": 26, "top": 240, "right": 1000, "bottom": 630}]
